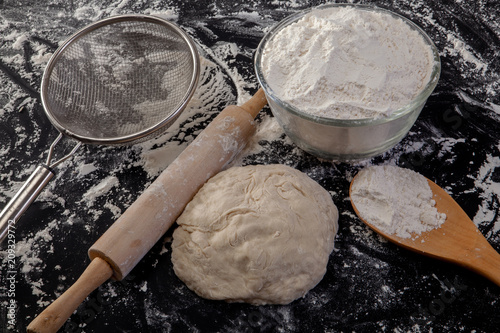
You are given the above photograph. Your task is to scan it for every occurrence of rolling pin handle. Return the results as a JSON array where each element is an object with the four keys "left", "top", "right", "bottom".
[
  {"left": 26, "top": 257, "right": 113, "bottom": 333},
  {"left": 240, "top": 88, "right": 267, "bottom": 118}
]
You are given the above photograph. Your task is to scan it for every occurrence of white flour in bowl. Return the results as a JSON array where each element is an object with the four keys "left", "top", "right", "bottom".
[
  {"left": 350, "top": 165, "right": 446, "bottom": 239},
  {"left": 261, "top": 6, "right": 436, "bottom": 119}
]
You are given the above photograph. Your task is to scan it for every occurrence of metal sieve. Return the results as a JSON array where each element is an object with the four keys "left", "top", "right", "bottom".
[{"left": 0, "top": 14, "right": 200, "bottom": 243}]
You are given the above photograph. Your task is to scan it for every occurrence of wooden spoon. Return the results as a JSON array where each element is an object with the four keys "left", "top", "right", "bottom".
[{"left": 349, "top": 175, "right": 500, "bottom": 286}]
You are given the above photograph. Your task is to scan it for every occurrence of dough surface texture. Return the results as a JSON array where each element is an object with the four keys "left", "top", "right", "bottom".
[{"left": 171, "top": 164, "right": 339, "bottom": 305}]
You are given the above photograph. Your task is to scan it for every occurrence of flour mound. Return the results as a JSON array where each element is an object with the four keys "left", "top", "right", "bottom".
[
  {"left": 261, "top": 6, "right": 435, "bottom": 119},
  {"left": 171, "top": 164, "right": 339, "bottom": 305},
  {"left": 350, "top": 165, "right": 446, "bottom": 239}
]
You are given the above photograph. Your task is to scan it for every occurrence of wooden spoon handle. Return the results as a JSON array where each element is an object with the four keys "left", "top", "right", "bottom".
[
  {"left": 27, "top": 258, "right": 113, "bottom": 333},
  {"left": 467, "top": 241, "right": 500, "bottom": 287}
]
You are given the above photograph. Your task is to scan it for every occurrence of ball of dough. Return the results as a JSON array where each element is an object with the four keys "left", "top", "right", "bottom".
[{"left": 171, "top": 164, "right": 339, "bottom": 305}]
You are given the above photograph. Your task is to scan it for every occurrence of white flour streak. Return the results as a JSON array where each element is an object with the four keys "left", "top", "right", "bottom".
[
  {"left": 445, "top": 33, "right": 488, "bottom": 73},
  {"left": 473, "top": 148, "right": 500, "bottom": 238},
  {"left": 82, "top": 176, "right": 119, "bottom": 205},
  {"left": 77, "top": 162, "right": 98, "bottom": 177}
]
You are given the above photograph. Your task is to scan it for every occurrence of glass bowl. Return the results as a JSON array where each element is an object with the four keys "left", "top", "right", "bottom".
[{"left": 254, "top": 3, "right": 441, "bottom": 161}]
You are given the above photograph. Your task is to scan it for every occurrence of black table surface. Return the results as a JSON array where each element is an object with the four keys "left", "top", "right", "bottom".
[{"left": 1, "top": 1, "right": 499, "bottom": 332}]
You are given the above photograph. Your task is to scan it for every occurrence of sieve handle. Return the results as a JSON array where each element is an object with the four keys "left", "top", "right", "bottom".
[{"left": 0, "top": 165, "right": 55, "bottom": 244}]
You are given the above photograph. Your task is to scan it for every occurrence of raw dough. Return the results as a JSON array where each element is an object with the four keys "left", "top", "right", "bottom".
[{"left": 171, "top": 164, "right": 339, "bottom": 305}]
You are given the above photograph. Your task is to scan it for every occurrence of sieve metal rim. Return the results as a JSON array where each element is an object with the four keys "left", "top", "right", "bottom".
[{"left": 40, "top": 14, "right": 200, "bottom": 145}]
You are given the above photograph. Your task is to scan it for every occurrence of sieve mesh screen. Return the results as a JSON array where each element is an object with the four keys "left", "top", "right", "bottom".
[{"left": 42, "top": 16, "right": 198, "bottom": 144}]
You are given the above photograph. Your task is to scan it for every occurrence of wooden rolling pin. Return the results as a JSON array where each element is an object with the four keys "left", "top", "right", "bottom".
[{"left": 27, "top": 89, "right": 267, "bottom": 333}]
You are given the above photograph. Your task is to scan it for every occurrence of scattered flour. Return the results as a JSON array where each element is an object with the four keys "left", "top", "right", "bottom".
[
  {"left": 77, "top": 163, "right": 98, "bottom": 177},
  {"left": 473, "top": 148, "right": 500, "bottom": 239},
  {"left": 350, "top": 165, "right": 446, "bottom": 239},
  {"left": 261, "top": 5, "right": 436, "bottom": 119},
  {"left": 82, "top": 176, "right": 119, "bottom": 205},
  {"left": 0, "top": 1, "right": 498, "bottom": 332}
]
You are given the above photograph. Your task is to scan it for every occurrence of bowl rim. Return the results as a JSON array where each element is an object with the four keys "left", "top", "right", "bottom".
[{"left": 254, "top": 3, "right": 441, "bottom": 127}]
